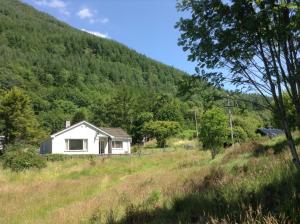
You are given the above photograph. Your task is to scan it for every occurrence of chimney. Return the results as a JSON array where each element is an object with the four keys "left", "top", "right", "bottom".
[{"left": 65, "top": 121, "right": 71, "bottom": 128}]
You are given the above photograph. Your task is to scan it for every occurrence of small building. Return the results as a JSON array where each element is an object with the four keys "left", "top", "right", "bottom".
[
  {"left": 256, "top": 128, "right": 284, "bottom": 138},
  {"left": 40, "top": 121, "right": 131, "bottom": 155}
]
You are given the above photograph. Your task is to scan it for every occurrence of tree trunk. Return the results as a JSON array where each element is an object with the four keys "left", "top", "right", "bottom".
[
  {"left": 211, "top": 147, "right": 216, "bottom": 160},
  {"left": 282, "top": 120, "right": 300, "bottom": 171},
  {"left": 294, "top": 104, "right": 300, "bottom": 131}
]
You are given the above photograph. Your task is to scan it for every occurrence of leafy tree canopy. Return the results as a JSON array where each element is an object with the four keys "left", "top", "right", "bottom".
[
  {"left": 143, "top": 121, "right": 181, "bottom": 148},
  {"left": 0, "top": 87, "right": 46, "bottom": 144},
  {"left": 176, "top": 0, "right": 300, "bottom": 169},
  {"left": 199, "top": 107, "right": 228, "bottom": 159}
]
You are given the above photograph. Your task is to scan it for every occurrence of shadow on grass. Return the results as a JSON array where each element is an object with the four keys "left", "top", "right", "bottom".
[
  {"left": 254, "top": 136, "right": 300, "bottom": 156},
  {"left": 112, "top": 166, "right": 300, "bottom": 224}
]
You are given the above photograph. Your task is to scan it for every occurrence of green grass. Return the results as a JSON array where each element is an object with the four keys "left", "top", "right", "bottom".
[{"left": 0, "top": 137, "right": 299, "bottom": 223}]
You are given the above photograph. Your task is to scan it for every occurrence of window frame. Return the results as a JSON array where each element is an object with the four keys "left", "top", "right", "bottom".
[
  {"left": 65, "top": 139, "right": 88, "bottom": 151},
  {"left": 112, "top": 141, "right": 123, "bottom": 149}
]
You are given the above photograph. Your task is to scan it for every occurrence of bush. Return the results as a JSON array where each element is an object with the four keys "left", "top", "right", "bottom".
[{"left": 2, "top": 147, "right": 46, "bottom": 171}]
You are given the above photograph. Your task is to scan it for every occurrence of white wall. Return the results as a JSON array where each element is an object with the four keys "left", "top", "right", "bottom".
[
  {"left": 51, "top": 123, "right": 107, "bottom": 155},
  {"left": 111, "top": 139, "right": 131, "bottom": 154},
  {"left": 40, "top": 123, "right": 131, "bottom": 155}
]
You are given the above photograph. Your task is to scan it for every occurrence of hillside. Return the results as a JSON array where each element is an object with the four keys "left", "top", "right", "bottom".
[
  {"left": 0, "top": 0, "right": 272, "bottom": 139},
  {"left": 0, "top": 0, "right": 194, "bottom": 131},
  {"left": 0, "top": 0, "right": 186, "bottom": 92},
  {"left": 0, "top": 136, "right": 299, "bottom": 223}
]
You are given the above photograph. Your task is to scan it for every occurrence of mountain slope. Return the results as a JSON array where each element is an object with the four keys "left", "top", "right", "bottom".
[
  {"left": 0, "top": 0, "right": 270, "bottom": 136},
  {"left": 0, "top": 0, "right": 186, "bottom": 104}
]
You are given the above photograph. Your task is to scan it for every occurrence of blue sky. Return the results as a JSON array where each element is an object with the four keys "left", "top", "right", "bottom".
[{"left": 22, "top": 0, "right": 197, "bottom": 75}]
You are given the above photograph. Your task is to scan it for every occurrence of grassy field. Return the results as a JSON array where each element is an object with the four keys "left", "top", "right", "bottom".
[{"left": 0, "top": 137, "right": 299, "bottom": 223}]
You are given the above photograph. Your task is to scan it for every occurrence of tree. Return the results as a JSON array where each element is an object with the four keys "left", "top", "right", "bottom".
[
  {"left": 272, "top": 93, "right": 297, "bottom": 130},
  {"left": 199, "top": 107, "right": 228, "bottom": 159},
  {"left": 131, "top": 112, "right": 153, "bottom": 144},
  {"left": 152, "top": 94, "right": 184, "bottom": 122},
  {"left": 71, "top": 108, "right": 89, "bottom": 124},
  {"left": 0, "top": 87, "right": 46, "bottom": 144},
  {"left": 106, "top": 87, "right": 136, "bottom": 130},
  {"left": 176, "top": 0, "right": 300, "bottom": 169},
  {"left": 143, "top": 121, "right": 181, "bottom": 148}
]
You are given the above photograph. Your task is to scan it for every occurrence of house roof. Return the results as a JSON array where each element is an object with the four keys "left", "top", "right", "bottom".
[
  {"left": 50, "top": 121, "right": 131, "bottom": 139},
  {"left": 100, "top": 127, "right": 131, "bottom": 139},
  {"left": 256, "top": 128, "right": 284, "bottom": 137}
]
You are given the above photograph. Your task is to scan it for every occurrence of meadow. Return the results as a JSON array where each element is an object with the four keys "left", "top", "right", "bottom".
[{"left": 0, "top": 137, "right": 299, "bottom": 224}]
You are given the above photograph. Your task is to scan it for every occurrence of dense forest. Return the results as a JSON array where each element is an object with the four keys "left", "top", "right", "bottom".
[{"left": 0, "top": 0, "right": 270, "bottom": 145}]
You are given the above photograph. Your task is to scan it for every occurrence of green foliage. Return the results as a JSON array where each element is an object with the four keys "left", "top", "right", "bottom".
[
  {"left": 272, "top": 94, "right": 297, "bottom": 130},
  {"left": 175, "top": 0, "right": 300, "bottom": 167},
  {"left": 199, "top": 107, "right": 228, "bottom": 158},
  {"left": 0, "top": 87, "right": 47, "bottom": 144},
  {"left": 0, "top": 0, "right": 188, "bottom": 135},
  {"left": 143, "top": 121, "right": 181, "bottom": 148},
  {"left": 152, "top": 94, "right": 184, "bottom": 123},
  {"left": 0, "top": 0, "right": 271, "bottom": 145},
  {"left": 177, "top": 129, "right": 197, "bottom": 140},
  {"left": 71, "top": 108, "right": 89, "bottom": 125},
  {"left": 1, "top": 145, "right": 46, "bottom": 171},
  {"left": 233, "top": 114, "right": 262, "bottom": 141},
  {"left": 131, "top": 112, "right": 154, "bottom": 144},
  {"left": 233, "top": 126, "right": 248, "bottom": 143},
  {"left": 105, "top": 88, "right": 136, "bottom": 130}
]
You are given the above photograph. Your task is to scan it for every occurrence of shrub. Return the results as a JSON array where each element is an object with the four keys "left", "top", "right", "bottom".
[{"left": 2, "top": 147, "right": 46, "bottom": 171}]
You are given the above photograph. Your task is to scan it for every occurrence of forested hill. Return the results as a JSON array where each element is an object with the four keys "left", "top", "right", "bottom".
[
  {"left": 0, "top": 0, "right": 195, "bottom": 132},
  {"left": 0, "top": 0, "right": 186, "bottom": 98},
  {"left": 0, "top": 0, "right": 269, "bottom": 139}
]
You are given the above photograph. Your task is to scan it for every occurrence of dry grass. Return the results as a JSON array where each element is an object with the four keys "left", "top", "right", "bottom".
[
  {"left": 1, "top": 136, "right": 299, "bottom": 224},
  {"left": 0, "top": 146, "right": 210, "bottom": 224}
]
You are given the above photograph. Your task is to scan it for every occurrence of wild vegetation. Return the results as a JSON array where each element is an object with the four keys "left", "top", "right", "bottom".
[
  {"left": 0, "top": 136, "right": 299, "bottom": 223},
  {"left": 0, "top": 0, "right": 299, "bottom": 223},
  {"left": 176, "top": 0, "right": 300, "bottom": 168}
]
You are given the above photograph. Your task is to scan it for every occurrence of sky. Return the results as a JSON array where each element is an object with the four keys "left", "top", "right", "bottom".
[{"left": 21, "top": 0, "right": 197, "bottom": 75}]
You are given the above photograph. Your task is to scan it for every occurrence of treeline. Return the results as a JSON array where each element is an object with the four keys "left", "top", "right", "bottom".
[{"left": 0, "top": 84, "right": 270, "bottom": 147}]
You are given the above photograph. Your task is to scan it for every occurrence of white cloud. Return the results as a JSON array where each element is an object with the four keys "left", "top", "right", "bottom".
[
  {"left": 81, "top": 29, "right": 109, "bottom": 39},
  {"left": 34, "top": 0, "right": 69, "bottom": 15},
  {"left": 100, "top": 18, "right": 109, "bottom": 24},
  {"left": 88, "top": 18, "right": 109, "bottom": 24},
  {"left": 34, "top": 0, "right": 65, "bottom": 8},
  {"left": 77, "top": 8, "right": 93, "bottom": 19},
  {"left": 77, "top": 8, "right": 109, "bottom": 25}
]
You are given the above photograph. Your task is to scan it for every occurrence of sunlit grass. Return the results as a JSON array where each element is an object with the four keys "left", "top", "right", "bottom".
[
  {"left": 0, "top": 139, "right": 210, "bottom": 224},
  {"left": 0, "top": 136, "right": 298, "bottom": 223}
]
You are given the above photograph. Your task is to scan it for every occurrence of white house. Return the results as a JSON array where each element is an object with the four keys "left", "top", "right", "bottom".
[{"left": 40, "top": 121, "right": 131, "bottom": 155}]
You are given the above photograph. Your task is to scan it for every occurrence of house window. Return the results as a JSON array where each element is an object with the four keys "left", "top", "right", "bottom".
[
  {"left": 112, "top": 141, "right": 123, "bottom": 149},
  {"left": 65, "top": 139, "right": 88, "bottom": 151}
]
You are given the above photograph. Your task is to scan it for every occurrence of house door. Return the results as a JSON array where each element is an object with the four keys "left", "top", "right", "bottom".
[{"left": 99, "top": 140, "right": 105, "bottom": 154}]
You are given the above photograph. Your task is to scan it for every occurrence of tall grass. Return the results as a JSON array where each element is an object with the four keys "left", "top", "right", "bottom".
[
  {"left": 0, "top": 137, "right": 299, "bottom": 223},
  {"left": 90, "top": 137, "right": 300, "bottom": 224}
]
